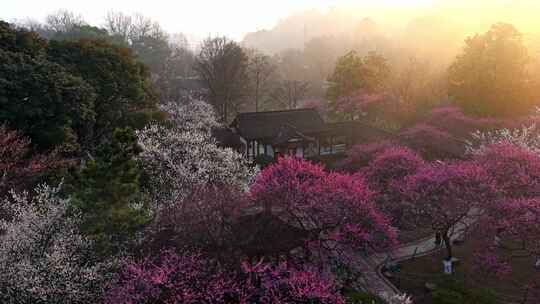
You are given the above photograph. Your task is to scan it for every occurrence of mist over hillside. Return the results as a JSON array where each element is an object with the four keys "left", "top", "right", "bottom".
[{"left": 242, "top": 3, "right": 540, "bottom": 69}]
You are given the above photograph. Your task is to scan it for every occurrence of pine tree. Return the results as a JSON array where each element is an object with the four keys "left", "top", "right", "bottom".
[{"left": 68, "top": 127, "right": 149, "bottom": 256}]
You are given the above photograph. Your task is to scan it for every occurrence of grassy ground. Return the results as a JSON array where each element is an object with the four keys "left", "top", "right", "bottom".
[{"left": 387, "top": 235, "right": 538, "bottom": 304}]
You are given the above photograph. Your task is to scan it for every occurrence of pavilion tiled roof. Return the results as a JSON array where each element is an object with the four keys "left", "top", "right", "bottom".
[
  {"left": 271, "top": 124, "right": 316, "bottom": 146},
  {"left": 232, "top": 109, "right": 326, "bottom": 141},
  {"left": 212, "top": 127, "right": 244, "bottom": 148}
]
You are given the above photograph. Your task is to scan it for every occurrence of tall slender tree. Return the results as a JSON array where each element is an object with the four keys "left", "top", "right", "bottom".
[{"left": 194, "top": 37, "right": 248, "bottom": 122}]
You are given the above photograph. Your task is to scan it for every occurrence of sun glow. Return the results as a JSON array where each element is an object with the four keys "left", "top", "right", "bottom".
[{"left": 2, "top": 0, "right": 540, "bottom": 42}]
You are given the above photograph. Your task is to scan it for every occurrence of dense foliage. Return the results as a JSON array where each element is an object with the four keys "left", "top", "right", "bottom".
[
  {"left": 0, "top": 42, "right": 95, "bottom": 152},
  {"left": 0, "top": 21, "right": 159, "bottom": 153},
  {"left": 47, "top": 38, "right": 160, "bottom": 148}
]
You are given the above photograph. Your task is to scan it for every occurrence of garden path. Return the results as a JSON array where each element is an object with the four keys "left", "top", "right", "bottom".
[{"left": 354, "top": 209, "right": 479, "bottom": 301}]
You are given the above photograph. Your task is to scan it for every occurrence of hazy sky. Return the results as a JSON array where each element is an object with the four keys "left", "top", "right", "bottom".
[
  {"left": 2, "top": 0, "right": 540, "bottom": 42},
  {"left": 1, "top": 0, "right": 440, "bottom": 40}
]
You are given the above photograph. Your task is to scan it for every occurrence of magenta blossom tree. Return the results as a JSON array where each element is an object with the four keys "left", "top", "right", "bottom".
[
  {"left": 484, "top": 198, "right": 540, "bottom": 257},
  {"left": 398, "top": 124, "right": 465, "bottom": 160},
  {"left": 105, "top": 250, "right": 346, "bottom": 304},
  {"left": 339, "top": 140, "right": 397, "bottom": 172},
  {"left": 475, "top": 198, "right": 540, "bottom": 303},
  {"left": 362, "top": 146, "right": 425, "bottom": 226},
  {"left": 469, "top": 144, "right": 540, "bottom": 302},
  {"left": 363, "top": 146, "right": 425, "bottom": 192},
  {"left": 396, "top": 161, "right": 497, "bottom": 260},
  {"left": 241, "top": 259, "right": 346, "bottom": 304},
  {"left": 474, "top": 143, "right": 540, "bottom": 198},
  {"left": 105, "top": 250, "right": 242, "bottom": 304},
  {"left": 250, "top": 157, "right": 397, "bottom": 258},
  {"left": 423, "top": 106, "right": 504, "bottom": 139}
]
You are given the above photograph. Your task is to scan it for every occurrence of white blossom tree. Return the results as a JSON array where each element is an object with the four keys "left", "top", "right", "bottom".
[
  {"left": 0, "top": 184, "right": 111, "bottom": 303},
  {"left": 381, "top": 293, "right": 414, "bottom": 304},
  {"left": 137, "top": 99, "right": 257, "bottom": 208},
  {"left": 467, "top": 109, "right": 540, "bottom": 155},
  {"left": 467, "top": 123, "right": 540, "bottom": 155},
  {"left": 159, "top": 100, "right": 220, "bottom": 134}
]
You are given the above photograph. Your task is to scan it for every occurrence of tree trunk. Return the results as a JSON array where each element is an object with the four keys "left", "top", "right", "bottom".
[
  {"left": 442, "top": 232, "right": 453, "bottom": 260},
  {"left": 255, "top": 75, "right": 260, "bottom": 112}
]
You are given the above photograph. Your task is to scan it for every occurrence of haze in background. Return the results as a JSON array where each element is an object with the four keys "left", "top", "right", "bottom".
[
  {"left": 2, "top": 0, "right": 540, "bottom": 46},
  {"left": 243, "top": 0, "right": 540, "bottom": 60}
]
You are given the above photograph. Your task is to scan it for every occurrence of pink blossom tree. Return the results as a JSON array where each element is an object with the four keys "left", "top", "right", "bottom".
[
  {"left": 250, "top": 157, "right": 397, "bottom": 259},
  {"left": 396, "top": 161, "right": 497, "bottom": 260},
  {"left": 339, "top": 140, "right": 397, "bottom": 172},
  {"left": 486, "top": 198, "right": 540, "bottom": 258},
  {"left": 363, "top": 146, "right": 425, "bottom": 192},
  {"left": 0, "top": 125, "right": 53, "bottom": 197},
  {"left": 468, "top": 144, "right": 540, "bottom": 302},
  {"left": 105, "top": 250, "right": 242, "bottom": 304},
  {"left": 398, "top": 124, "right": 465, "bottom": 159},
  {"left": 105, "top": 250, "right": 346, "bottom": 304},
  {"left": 473, "top": 143, "right": 540, "bottom": 198},
  {"left": 474, "top": 198, "right": 540, "bottom": 303},
  {"left": 143, "top": 185, "right": 247, "bottom": 261},
  {"left": 362, "top": 146, "right": 425, "bottom": 226},
  {"left": 241, "top": 259, "right": 346, "bottom": 304},
  {"left": 423, "top": 106, "right": 504, "bottom": 139}
]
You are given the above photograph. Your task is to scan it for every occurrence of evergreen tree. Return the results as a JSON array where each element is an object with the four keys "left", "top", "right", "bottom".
[{"left": 68, "top": 127, "right": 149, "bottom": 256}]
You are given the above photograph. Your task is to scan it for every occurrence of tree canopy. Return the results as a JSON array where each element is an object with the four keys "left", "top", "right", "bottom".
[
  {"left": 0, "top": 21, "right": 160, "bottom": 153},
  {"left": 449, "top": 23, "right": 533, "bottom": 118}
]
